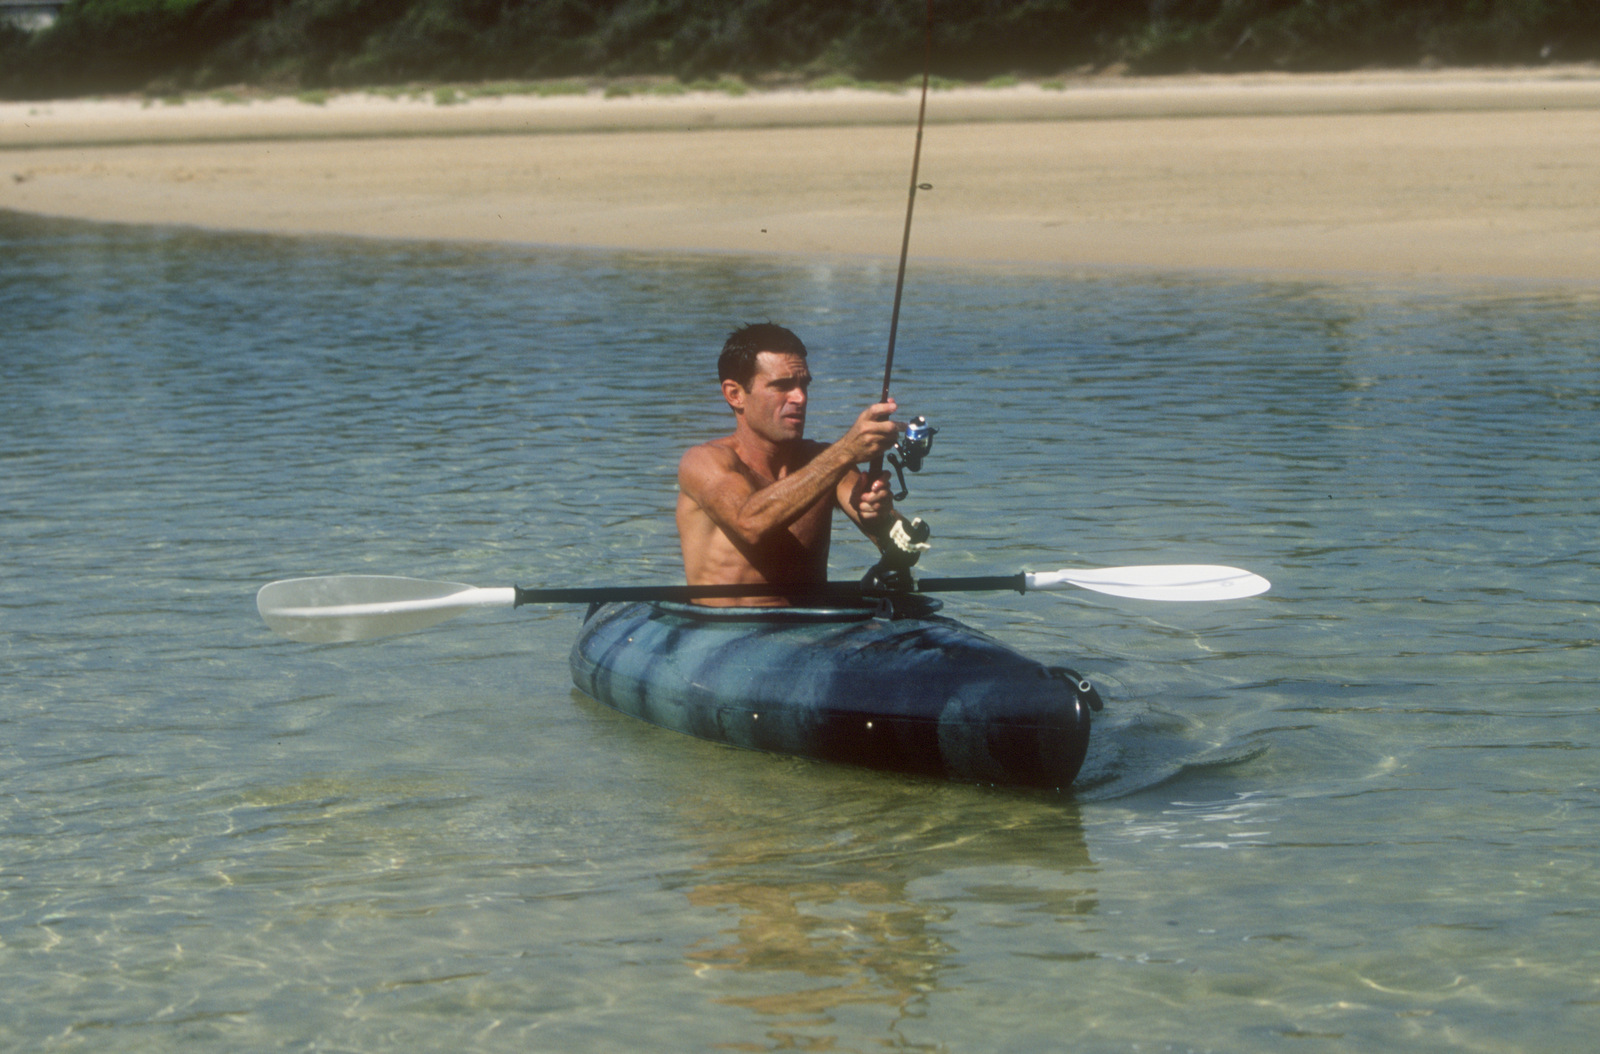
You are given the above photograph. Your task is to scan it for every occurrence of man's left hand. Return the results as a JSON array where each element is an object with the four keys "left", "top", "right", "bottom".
[{"left": 851, "top": 471, "right": 895, "bottom": 530}]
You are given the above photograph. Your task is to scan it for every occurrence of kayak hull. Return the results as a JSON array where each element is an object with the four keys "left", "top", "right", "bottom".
[{"left": 570, "top": 598, "right": 1099, "bottom": 789}]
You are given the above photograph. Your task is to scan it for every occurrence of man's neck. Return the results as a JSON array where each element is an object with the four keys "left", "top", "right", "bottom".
[{"left": 731, "top": 426, "right": 804, "bottom": 480}]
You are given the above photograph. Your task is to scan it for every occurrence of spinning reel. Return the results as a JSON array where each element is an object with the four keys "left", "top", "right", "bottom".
[
  {"left": 885, "top": 415, "right": 938, "bottom": 500},
  {"left": 862, "top": 414, "right": 938, "bottom": 594}
]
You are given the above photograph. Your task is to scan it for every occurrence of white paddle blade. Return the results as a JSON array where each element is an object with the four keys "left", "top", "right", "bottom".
[
  {"left": 257, "top": 575, "right": 517, "bottom": 643},
  {"left": 1026, "top": 565, "right": 1270, "bottom": 602}
]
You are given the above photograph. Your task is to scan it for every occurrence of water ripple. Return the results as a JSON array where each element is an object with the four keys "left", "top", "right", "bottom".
[{"left": 3, "top": 211, "right": 1598, "bottom": 1052}]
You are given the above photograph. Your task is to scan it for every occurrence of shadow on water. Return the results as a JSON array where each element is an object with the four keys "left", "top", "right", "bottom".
[{"left": 568, "top": 689, "right": 1096, "bottom": 1042}]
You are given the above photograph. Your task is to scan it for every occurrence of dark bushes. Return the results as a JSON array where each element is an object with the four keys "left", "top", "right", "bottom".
[{"left": 2, "top": 0, "right": 1597, "bottom": 100}]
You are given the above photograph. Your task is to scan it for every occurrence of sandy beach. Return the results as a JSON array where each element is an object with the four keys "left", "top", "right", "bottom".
[{"left": 4, "top": 68, "right": 1599, "bottom": 283}]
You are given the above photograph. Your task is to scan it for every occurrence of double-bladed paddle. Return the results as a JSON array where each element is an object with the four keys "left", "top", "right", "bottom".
[{"left": 256, "top": 565, "right": 1271, "bottom": 644}]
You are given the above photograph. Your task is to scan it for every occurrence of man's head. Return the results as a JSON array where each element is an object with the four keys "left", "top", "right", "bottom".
[
  {"left": 719, "top": 323, "right": 811, "bottom": 444},
  {"left": 718, "top": 323, "right": 807, "bottom": 389}
]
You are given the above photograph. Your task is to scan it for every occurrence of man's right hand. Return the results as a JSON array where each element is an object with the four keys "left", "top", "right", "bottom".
[{"left": 841, "top": 398, "right": 900, "bottom": 464}]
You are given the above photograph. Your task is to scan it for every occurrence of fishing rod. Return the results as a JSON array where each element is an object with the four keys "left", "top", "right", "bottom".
[
  {"left": 878, "top": 0, "right": 935, "bottom": 412},
  {"left": 863, "top": 0, "right": 937, "bottom": 588}
]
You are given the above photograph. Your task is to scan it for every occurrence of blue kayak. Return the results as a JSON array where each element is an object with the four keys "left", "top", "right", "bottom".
[{"left": 570, "top": 596, "right": 1101, "bottom": 789}]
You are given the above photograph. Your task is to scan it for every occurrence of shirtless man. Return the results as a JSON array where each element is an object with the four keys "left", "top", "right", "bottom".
[{"left": 677, "top": 323, "right": 910, "bottom": 605}]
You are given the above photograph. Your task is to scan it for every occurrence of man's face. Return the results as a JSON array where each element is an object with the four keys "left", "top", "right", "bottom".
[{"left": 730, "top": 351, "right": 810, "bottom": 443}]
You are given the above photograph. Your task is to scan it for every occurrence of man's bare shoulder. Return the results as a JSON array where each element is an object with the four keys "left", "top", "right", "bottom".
[
  {"left": 681, "top": 434, "right": 738, "bottom": 457},
  {"left": 679, "top": 435, "right": 741, "bottom": 475},
  {"left": 678, "top": 436, "right": 745, "bottom": 502},
  {"left": 678, "top": 436, "right": 830, "bottom": 492}
]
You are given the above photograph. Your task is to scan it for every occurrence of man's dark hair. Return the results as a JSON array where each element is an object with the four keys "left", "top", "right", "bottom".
[{"left": 718, "top": 323, "right": 807, "bottom": 389}]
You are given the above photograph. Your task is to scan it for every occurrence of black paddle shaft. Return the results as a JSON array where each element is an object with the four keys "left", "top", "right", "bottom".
[{"left": 513, "top": 573, "right": 1027, "bottom": 607}]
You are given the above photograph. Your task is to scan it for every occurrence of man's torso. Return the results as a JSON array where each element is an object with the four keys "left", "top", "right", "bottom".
[{"left": 676, "top": 436, "right": 834, "bottom": 595}]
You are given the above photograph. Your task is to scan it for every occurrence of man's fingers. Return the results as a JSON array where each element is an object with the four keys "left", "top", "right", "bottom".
[
  {"left": 863, "top": 398, "right": 898, "bottom": 423},
  {"left": 857, "top": 472, "right": 895, "bottom": 516},
  {"left": 847, "top": 402, "right": 900, "bottom": 461}
]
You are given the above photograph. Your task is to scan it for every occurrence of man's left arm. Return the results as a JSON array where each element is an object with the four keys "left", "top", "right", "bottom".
[
  {"left": 837, "top": 468, "right": 899, "bottom": 542},
  {"left": 838, "top": 470, "right": 931, "bottom": 583}
]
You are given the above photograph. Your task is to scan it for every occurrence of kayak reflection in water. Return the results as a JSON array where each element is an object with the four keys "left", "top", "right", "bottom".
[{"left": 676, "top": 323, "right": 928, "bottom": 606}]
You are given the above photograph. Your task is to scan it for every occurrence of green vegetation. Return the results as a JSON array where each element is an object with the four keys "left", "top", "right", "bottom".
[
  {"left": 3, "top": 1, "right": 1598, "bottom": 100},
  {"left": 532, "top": 79, "right": 589, "bottom": 97}
]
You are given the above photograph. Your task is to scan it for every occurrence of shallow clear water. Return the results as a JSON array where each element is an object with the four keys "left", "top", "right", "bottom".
[{"left": 2, "top": 209, "right": 1597, "bottom": 1051}]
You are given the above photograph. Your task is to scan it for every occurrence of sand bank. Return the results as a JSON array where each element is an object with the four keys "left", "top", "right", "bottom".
[{"left": 4, "top": 69, "right": 1598, "bottom": 283}]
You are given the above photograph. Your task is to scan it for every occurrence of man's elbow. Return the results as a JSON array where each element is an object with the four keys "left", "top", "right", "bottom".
[{"left": 726, "top": 520, "right": 778, "bottom": 550}]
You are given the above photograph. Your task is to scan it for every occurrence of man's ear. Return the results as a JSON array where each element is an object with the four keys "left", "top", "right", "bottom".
[{"left": 722, "top": 378, "right": 746, "bottom": 414}]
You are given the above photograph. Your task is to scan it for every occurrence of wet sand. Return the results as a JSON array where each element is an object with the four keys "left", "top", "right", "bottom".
[{"left": 3, "top": 69, "right": 1598, "bottom": 283}]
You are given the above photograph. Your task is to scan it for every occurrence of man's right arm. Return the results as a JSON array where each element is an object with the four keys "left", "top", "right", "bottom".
[{"left": 679, "top": 402, "right": 898, "bottom": 550}]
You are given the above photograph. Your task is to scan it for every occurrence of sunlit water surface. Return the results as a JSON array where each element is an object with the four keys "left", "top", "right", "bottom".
[{"left": 2, "top": 211, "right": 1597, "bottom": 1051}]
